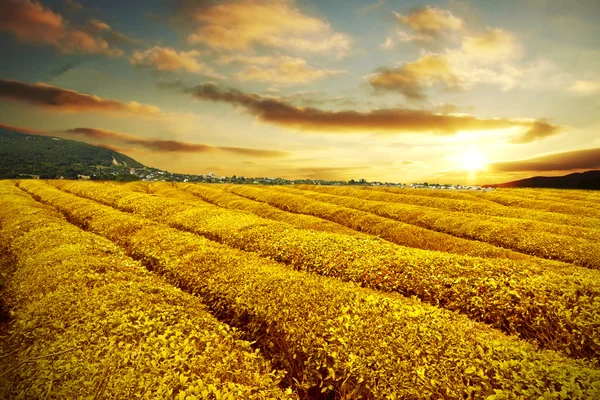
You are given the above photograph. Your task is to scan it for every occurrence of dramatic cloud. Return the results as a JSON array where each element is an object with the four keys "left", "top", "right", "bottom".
[
  {"left": 371, "top": 27, "right": 522, "bottom": 99},
  {"left": 229, "top": 56, "right": 345, "bottom": 85},
  {"left": 65, "top": 127, "right": 289, "bottom": 158},
  {"left": 509, "top": 120, "right": 561, "bottom": 144},
  {"left": 490, "top": 148, "right": 600, "bottom": 172},
  {"left": 0, "top": 0, "right": 122, "bottom": 56},
  {"left": 369, "top": 54, "right": 458, "bottom": 100},
  {"left": 186, "top": 83, "right": 558, "bottom": 136},
  {"left": 130, "top": 46, "right": 223, "bottom": 78},
  {"left": 0, "top": 79, "right": 160, "bottom": 116},
  {"left": 185, "top": 0, "right": 350, "bottom": 57},
  {"left": 569, "top": 80, "right": 600, "bottom": 95}
]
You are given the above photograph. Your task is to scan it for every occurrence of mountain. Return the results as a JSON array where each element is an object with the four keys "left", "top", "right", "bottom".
[
  {"left": 0, "top": 127, "right": 145, "bottom": 180},
  {"left": 488, "top": 170, "right": 600, "bottom": 190}
]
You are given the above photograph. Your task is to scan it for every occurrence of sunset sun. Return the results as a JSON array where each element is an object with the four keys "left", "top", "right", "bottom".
[{"left": 460, "top": 149, "right": 487, "bottom": 172}]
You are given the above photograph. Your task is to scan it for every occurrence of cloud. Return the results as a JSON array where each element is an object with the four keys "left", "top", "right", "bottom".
[
  {"left": 489, "top": 148, "right": 600, "bottom": 172},
  {"left": 509, "top": 120, "right": 561, "bottom": 144},
  {"left": 0, "top": 79, "right": 160, "bottom": 116},
  {"left": 381, "top": 36, "right": 396, "bottom": 49},
  {"left": 0, "top": 0, "right": 122, "bottom": 56},
  {"left": 370, "top": 28, "right": 522, "bottom": 99},
  {"left": 369, "top": 54, "right": 458, "bottom": 100},
  {"left": 184, "top": 0, "right": 350, "bottom": 57},
  {"left": 386, "top": 6, "right": 464, "bottom": 47},
  {"left": 569, "top": 80, "right": 600, "bottom": 95},
  {"left": 231, "top": 56, "right": 346, "bottom": 85},
  {"left": 0, "top": 122, "right": 46, "bottom": 135},
  {"left": 105, "top": 31, "right": 145, "bottom": 48},
  {"left": 47, "top": 60, "right": 83, "bottom": 81},
  {"left": 84, "top": 19, "right": 111, "bottom": 34},
  {"left": 395, "top": 6, "right": 464, "bottom": 36},
  {"left": 156, "top": 78, "right": 185, "bottom": 90},
  {"left": 460, "top": 28, "right": 520, "bottom": 62},
  {"left": 84, "top": 18, "right": 145, "bottom": 48},
  {"left": 64, "top": 0, "right": 83, "bottom": 12},
  {"left": 185, "top": 83, "right": 558, "bottom": 136},
  {"left": 360, "top": 0, "right": 386, "bottom": 14},
  {"left": 130, "top": 46, "right": 223, "bottom": 78},
  {"left": 64, "top": 127, "right": 289, "bottom": 158}
]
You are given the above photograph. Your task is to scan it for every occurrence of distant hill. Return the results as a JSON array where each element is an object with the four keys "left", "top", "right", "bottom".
[
  {"left": 488, "top": 170, "right": 600, "bottom": 190},
  {"left": 0, "top": 127, "right": 145, "bottom": 180}
]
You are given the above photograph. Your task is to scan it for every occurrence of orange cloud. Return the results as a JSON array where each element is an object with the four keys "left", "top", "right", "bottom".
[
  {"left": 0, "top": 79, "right": 160, "bottom": 116},
  {"left": 232, "top": 56, "right": 346, "bottom": 85},
  {"left": 369, "top": 54, "right": 458, "bottom": 100},
  {"left": 186, "top": 83, "right": 558, "bottom": 136},
  {"left": 0, "top": 122, "right": 46, "bottom": 135},
  {"left": 394, "top": 6, "right": 463, "bottom": 36},
  {"left": 384, "top": 6, "right": 464, "bottom": 48},
  {"left": 130, "top": 46, "right": 223, "bottom": 78},
  {"left": 185, "top": 0, "right": 350, "bottom": 57},
  {"left": 489, "top": 148, "right": 600, "bottom": 172},
  {"left": 509, "top": 120, "right": 560, "bottom": 144},
  {"left": 0, "top": 0, "right": 122, "bottom": 56},
  {"left": 65, "top": 127, "right": 289, "bottom": 158}
]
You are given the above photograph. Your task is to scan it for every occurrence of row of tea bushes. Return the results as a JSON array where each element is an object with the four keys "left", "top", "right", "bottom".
[{"left": 242, "top": 185, "right": 600, "bottom": 269}]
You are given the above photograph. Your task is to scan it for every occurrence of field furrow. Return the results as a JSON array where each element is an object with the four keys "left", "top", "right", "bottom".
[
  {"left": 35, "top": 180, "right": 600, "bottom": 360},
  {"left": 0, "top": 181, "right": 291, "bottom": 399},
  {"left": 16, "top": 180, "right": 600, "bottom": 399},
  {"left": 242, "top": 185, "right": 600, "bottom": 269}
]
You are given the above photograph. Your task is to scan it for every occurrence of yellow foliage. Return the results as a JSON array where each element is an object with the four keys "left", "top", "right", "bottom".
[{"left": 11, "top": 180, "right": 600, "bottom": 399}]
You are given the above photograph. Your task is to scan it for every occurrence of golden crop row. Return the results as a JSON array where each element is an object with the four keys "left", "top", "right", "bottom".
[
  {"left": 285, "top": 186, "right": 600, "bottom": 243},
  {"left": 245, "top": 185, "right": 600, "bottom": 269},
  {"left": 467, "top": 189, "right": 600, "bottom": 219},
  {"left": 176, "top": 183, "right": 529, "bottom": 260},
  {"left": 18, "top": 180, "right": 600, "bottom": 399},
  {"left": 46, "top": 180, "right": 600, "bottom": 360},
  {"left": 0, "top": 181, "right": 290, "bottom": 399},
  {"left": 296, "top": 185, "right": 600, "bottom": 231},
  {"left": 198, "top": 183, "right": 533, "bottom": 261},
  {"left": 485, "top": 188, "right": 600, "bottom": 210},
  {"left": 145, "top": 182, "right": 359, "bottom": 236}
]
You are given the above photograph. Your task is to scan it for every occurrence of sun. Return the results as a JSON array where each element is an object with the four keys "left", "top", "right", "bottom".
[{"left": 460, "top": 149, "right": 487, "bottom": 172}]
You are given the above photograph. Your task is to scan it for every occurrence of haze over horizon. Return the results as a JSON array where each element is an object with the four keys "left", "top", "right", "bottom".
[{"left": 1, "top": 0, "right": 599, "bottom": 184}]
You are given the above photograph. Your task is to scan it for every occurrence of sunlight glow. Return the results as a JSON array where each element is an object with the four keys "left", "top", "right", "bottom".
[{"left": 460, "top": 149, "right": 487, "bottom": 172}]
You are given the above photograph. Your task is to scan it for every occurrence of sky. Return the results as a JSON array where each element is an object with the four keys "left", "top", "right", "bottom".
[{"left": 0, "top": 0, "right": 599, "bottom": 184}]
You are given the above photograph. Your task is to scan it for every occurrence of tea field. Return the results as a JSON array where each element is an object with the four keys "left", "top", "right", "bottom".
[{"left": 1, "top": 180, "right": 599, "bottom": 399}]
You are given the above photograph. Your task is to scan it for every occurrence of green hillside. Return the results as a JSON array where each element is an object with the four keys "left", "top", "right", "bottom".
[{"left": 0, "top": 127, "right": 145, "bottom": 180}]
